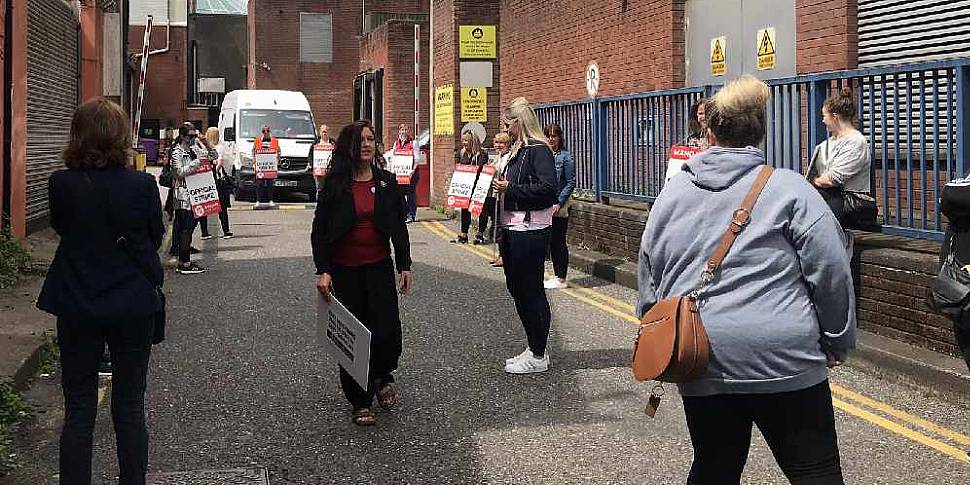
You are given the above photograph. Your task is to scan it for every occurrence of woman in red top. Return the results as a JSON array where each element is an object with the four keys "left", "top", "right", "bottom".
[{"left": 311, "top": 120, "right": 413, "bottom": 426}]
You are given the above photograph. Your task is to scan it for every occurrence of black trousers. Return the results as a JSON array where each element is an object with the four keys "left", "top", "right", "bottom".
[
  {"left": 478, "top": 197, "right": 496, "bottom": 236},
  {"left": 57, "top": 316, "right": 153, "bottom": 485},
  {"left": 682, "top": 380, "right": 845, "bottom": 485},
  {"left": 199, "top": 208, "right": 231, "bottom": 236},
  {"left": 459, "top": 209, "right": 472, "bottom": 235},
  {"left": 550, "top": 215, "right": 569, "bottom": 279},
  {"left": 256, "top": 179, "right": 275, "bottom": 203},
  {"left": 174, "top": 209, "right": 197, "bottom": 264},
  {"left": 330, "top": 258, "right": 403, "bottom": 409},
  {"left": 501, "top": 227, "right": 553, "bottom": 356}
]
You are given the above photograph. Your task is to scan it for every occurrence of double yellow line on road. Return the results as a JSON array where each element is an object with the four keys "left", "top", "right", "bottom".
[{"left": 419, "top": 221, "right": 970, "bottom": 464}]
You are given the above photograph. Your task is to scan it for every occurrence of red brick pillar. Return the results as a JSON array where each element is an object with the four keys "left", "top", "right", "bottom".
[
  {"left": 8, "top": 0, "right": 28, "bottom": 238},
  {"left": 80, "top": 1, "right": 104, "bottom": 102},
  {"left": 796, "top": 0, "right": 858, "bottom": 74}
]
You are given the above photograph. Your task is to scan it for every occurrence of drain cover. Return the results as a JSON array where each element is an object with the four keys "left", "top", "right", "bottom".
[{"left": 147, "top": 467, "right": 269, "bottom": 485}]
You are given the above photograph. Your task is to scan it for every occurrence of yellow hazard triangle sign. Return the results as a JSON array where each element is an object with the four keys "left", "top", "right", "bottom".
[
  {"left": 711, "top": 40, "right": 725, "bottom": 63},
  {"left": 757, "top": 28, "right": 776, "bottom": 70}
]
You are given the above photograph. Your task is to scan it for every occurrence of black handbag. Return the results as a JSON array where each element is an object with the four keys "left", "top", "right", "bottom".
[
  {"left": 217, "top": 166, "right": 237, "bottom": 192},
  {"left": 843, "top": 191, "right": 878, "bottom": 230},
  {"left": 158, "top": 148, "right": 174, "bottom": 188},
  {"left": 927, "top": 232, "right": 970, "bottom": 321},
  {"left": 82, "top": 172, "right": 166, "bottom": 344}
]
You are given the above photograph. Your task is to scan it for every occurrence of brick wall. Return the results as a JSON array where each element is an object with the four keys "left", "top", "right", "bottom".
[
  {"left": 567, "top": 201, "right": 961, "bottom": 356},
  {"left": 249, "top": 1, "right": 363, "bottom": 131},
  {"left": 796, "top": 0, "right": 858, "bottom": 73},
  {"left": 0, "top": 0, "right": 5, "bottom": 225},
  {"left": 128, "top": 25, "right": 188, "bottom": 125},
  {"left": 431, "top": 0, "right": 501, "bottom": 206},
  {"left": 499, "top": 0, "right": 685, "bottom": 106},
  {"left": 360, "top": 20, "right": 431, "bottom": 144},
  {"left": 79, "top": 2, "right": 103, "bottom": 103}
]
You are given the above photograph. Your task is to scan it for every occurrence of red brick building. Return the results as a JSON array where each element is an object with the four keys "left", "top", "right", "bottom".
[{"left": 248, "top": 1, "right": 430, "bottom": 136}]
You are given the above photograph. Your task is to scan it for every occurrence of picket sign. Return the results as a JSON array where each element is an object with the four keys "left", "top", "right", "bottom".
[
  {"left": 313, "top": 143, "right": 333, "bottom": 177},
  {"left": 317, "top": 294, "right": 372, "bottom": 389},
  {"left": 185, "top": 162, "right": 222, "bottom": 218},
  {"left": 391, "top": 148, "right": 415, "bottom": 185},
  {"left": 665, "top": 145, "right": 703, "bottom": 183},
  {"left": 469, "top": 165, "right": 496, "bottom": 217},
  {"left": 255, "top": 148, "right": 279, "bottom": 180},
  {"left": 446, "top": 164, "right": 480, "bottom": 209}
]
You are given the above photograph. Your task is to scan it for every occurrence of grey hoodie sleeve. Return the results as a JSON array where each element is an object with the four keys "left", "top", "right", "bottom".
[
  {"left": 791, "top": 209, "right": 857, "bottom": 359},
  {"left": 636, "top": 225, "right": 658, "bottom": 318},
  {"left": 821, "top": 135, "right": 868, "bottom": 186}
]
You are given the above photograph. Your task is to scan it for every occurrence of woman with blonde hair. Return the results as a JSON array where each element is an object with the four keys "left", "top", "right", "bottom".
[
  {"left": 636, "top": 76, "right": 854, "bottom": 483},
  {"left": 203, "top": 126, "right": 233, "bottom": 238},
  {"left": 492, "top": 97, "right": 559, "bottom": 374},
  {"left": 488, "top": 132, "right": 512, "bottom": 267},
  {"left": 451, "top": 130, "right": 489, "bottom": 243}
]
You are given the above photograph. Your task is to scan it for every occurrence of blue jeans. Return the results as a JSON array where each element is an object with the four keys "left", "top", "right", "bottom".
[
  {"left": 58, "top": 316, "right": 153, "bottom": 485},
  {"left": 405, "top": 169, "right": 419, "bottom": 219}
]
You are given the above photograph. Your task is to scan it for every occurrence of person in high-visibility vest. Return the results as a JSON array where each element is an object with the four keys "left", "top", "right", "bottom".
[{"left": 254, "top": 125, "right": 280, "bottom": 209}]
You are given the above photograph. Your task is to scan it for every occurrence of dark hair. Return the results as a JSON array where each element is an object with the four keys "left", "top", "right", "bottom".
[
  {"left": 63, "top": 98, "right": 133, "bottom": 169},
  {"left": 322, "top": 120, "right": 376, "bottom": 197},
  {"left": 823, "top": 88, "right": 858, "bottom": 126},
  {"left": 688, "top": 97, "right": 708, "bottom": 139},
  {"left": 705, "top": 76, "right": 769, "bottom": 148},
  {"left": 543, "top": 123, "right": 566, "bottom": 151},
  {"left": 175, "top": 122, "right": 197, "bottom": 145}
]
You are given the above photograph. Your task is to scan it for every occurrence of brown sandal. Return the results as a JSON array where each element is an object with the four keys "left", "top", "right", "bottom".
[
  {"left": 377, "top": 384, "right": 397, "bottom": 409},
  {"left": 352, "top": 408, "right": 376, "bottom": 426}
]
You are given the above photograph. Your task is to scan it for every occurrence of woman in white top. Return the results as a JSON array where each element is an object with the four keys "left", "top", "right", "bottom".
[
  {"left": 489, "top": 132, "right": 512, "bottom": 267},
  {"left": 808, "top": 89, "right": 875, "bottom": 231}
]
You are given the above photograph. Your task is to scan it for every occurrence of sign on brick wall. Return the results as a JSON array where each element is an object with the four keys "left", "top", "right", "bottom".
[
  {"left": 434, "top": 84, "right": 455, "bottom": 135},
  {"left": 459, "top": 25, "right": 496, "bottom": 59},
  {"left": 461, "top": 88, "right": 487, "bottom": 122}
]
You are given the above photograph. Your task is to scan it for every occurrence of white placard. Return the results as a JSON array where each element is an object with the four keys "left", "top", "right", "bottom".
[
  {"left": 469, "top": 165, "right": 496, "bottom": 217},
  {"left": 185, "top": 164, "right": 221, "bottom": 218},
  {"left": 254, "top": 151, "right": 278, "bottom": 179},
  {"left": 446, "top": 164, "right": 480, "bottom": 209},
  {"left": 313, "top": 143, "right": 333, "bottom": 176},
  {"left": 317, "top": 294, "right": 372, "bottom": 389}
]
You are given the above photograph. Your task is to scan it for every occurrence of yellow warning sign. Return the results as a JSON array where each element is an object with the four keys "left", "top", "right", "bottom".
[
  {"left": 459, "top": 26, "right": 497, "bottom": 59},
  {"left": 710, "top": 37, "right": 726, "bottom": 77},
  {"left": 757, "top": 27, "right": 776, "bottom": 71},
  {"left": 461, "top": 88, "right": 487, "bottom": 122},
  {"left": 434, "top": 84, "right": 455, "bottom": 136}
]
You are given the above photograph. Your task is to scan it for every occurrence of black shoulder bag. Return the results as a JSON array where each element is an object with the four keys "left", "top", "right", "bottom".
[
  {"left": 927, "top": 231, "right": 970, "bottom": 322},
  {"left": 82, "top": 172, "right": 166, "bottom": 344}
]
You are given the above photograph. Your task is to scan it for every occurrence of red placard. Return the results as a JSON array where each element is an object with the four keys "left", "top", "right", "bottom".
[
  {"left": 255, "top": 147, "right": 279, "bottom": 180},
  {"left": 446, "top": 164, "right": 481, "bottom": 210},
  {"left": 313, "top": 143, "right": 333, "bottom": 177},
  {"left": 468, "top": 166, "right": 496, "bottom": 217},
  {"left": 666, "top": 145, "right": 703, "bottom": 182}
]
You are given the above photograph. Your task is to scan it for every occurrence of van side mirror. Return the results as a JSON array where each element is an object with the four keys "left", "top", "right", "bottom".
[{"left": 224, "top": 127, "right": 236, "bottom": 142}]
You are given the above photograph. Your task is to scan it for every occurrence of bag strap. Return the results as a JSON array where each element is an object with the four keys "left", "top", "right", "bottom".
[
  {"left": 80, "top": 171, "right": 160, "bottom": 289},
  {"left": 694, "top": 166, "right": 774, "bottom": 293}
]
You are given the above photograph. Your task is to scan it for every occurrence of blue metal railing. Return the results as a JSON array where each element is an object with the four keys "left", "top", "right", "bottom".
[{"left": 533, "top": 58, "right": 970, "bottom": 240}]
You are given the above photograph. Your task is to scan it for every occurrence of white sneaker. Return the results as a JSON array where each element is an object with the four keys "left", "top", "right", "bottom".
[
  {"left": 505, "top": 354, "right": 550, "bottom": 374},
  {"left": 505, "top": 348, "right": 533, "bottom": 365},
  {"left": 544, "top": 278, "right": 567, "bottom": 289}
]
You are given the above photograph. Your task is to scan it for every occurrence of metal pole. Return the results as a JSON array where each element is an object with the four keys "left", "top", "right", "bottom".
[{"left": 132, "top": 15, "right": 153, "bottom": 149}]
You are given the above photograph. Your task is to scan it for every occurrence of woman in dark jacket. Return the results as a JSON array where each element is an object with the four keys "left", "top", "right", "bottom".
[
  {"left": 37, "top": 98, "right": 164, "bottom": 485},
  {"left": 311, "top": 120, "right": 413, "bottom": 426},
  {"left": 493, "top": 97, "right": 559, "bottom": 374}
]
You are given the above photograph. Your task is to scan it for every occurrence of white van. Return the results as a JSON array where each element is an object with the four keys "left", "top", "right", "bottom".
[{"left": 217, "top": 90, "right": 318, "bottom": 201}]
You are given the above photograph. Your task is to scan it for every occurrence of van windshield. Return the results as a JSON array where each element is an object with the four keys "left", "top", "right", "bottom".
[{"left": 240, "top": 110, "right": 315, "bottom": 139}]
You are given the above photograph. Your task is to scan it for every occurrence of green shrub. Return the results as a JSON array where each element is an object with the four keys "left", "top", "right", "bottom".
[{"left": 0, "top": 226, "right": 32, "bottom": 289}]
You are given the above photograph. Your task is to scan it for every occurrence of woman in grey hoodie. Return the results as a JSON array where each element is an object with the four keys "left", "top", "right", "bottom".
[{"left": 637, "top": 76, "right": 855, "bottom": 485}]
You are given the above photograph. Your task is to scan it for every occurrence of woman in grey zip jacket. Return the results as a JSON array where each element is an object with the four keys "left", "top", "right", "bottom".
[{"left": 636, "top": 77, "right": 855, "bottom": 484}]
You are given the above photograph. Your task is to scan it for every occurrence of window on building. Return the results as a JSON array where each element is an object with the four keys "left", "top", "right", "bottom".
[{"left": 300, "top": 13, "right": 333, "bottom": 64}]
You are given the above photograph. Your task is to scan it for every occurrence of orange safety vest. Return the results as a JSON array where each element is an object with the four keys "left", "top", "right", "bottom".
[{"left": 253, "top": 136, "right": 280, "bottom": 169}]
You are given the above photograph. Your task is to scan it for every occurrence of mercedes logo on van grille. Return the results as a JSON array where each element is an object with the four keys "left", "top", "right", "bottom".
[{"left": 279, "top": 159, "right": 290, "bottom": 169}]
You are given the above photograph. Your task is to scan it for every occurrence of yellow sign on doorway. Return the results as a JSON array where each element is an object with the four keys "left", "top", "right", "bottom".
[
  {"left": 459, "top": 26, "right": 497, "bottom": 59},
  {"left": 710, "top": 37, "right": 726, "bottom": 77},
  {"left": 434, "top": 84, "right": 455, "bottom": 136},
  {"left": 757, "top": 27, "right": 776, "bottom": 70}
]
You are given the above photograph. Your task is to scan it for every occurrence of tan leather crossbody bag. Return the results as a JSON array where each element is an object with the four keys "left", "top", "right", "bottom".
[{"left": 632, "top": 166, "right": 774, "bottom": 415}]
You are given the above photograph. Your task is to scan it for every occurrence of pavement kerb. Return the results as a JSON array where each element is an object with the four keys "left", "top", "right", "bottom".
[{"left": 566, "top": 245, "right": 970, "bottom": 401}]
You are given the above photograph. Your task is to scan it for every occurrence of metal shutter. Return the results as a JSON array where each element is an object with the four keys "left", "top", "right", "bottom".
[
  {"left": 858, "top": 0, "right": 970, "bottom": 67},
  {"left": 26, "top": 0, "right": 78, "bottom": 231},
  {"left": 300, "top": 13, "right": 333, "bottom": 64}
]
